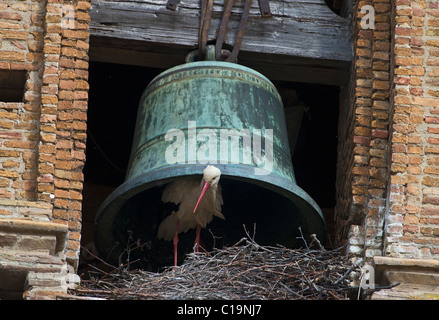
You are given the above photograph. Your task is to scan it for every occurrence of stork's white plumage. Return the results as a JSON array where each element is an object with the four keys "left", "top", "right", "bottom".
[{"left": 157, "top": 165, "right": 225, "bottom": 266}]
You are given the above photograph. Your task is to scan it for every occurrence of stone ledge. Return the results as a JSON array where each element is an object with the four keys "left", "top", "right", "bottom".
[
  {"left": 0, "top": 218, "right": 71, "bottom": 299},
  {"left": 0, "top": 199, "right": 52, "bottom": 210},
  {"left": 371, "top": 256, "right": 439, "bottom": 300},
  {"left": 0, "top": 251, "right": 68, "bottom": 300},
  {"left": 0, "top": 200, "right": 53, "bottom": 221},
  {"left": 0, "top": 219, "right": 67, "bottom": 254},
  {"left": 372, "top": 283, "right": 439, "bottom": 300},
  {"left": 374, "top": 256, "right": 439, "bottom": 270},
  {"left": 23, "top": 270, "right": 80, "bottom": 300}
]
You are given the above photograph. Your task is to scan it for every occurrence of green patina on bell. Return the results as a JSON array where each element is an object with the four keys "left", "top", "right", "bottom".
[{"left": 94, "top": 53, "right": 326, "bottom": 269}]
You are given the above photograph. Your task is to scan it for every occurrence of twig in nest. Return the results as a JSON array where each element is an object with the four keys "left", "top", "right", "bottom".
[
  {"left": 73, "top": 235, "right": 374, "bottom": 300},
  {"left": 309, "top": 234, "right": 325, "bottom": 250},
  {"left": 208, "top": 228, "right": 223, "bottom": 249},
  {"left": 335, "top": 258, "right": 363, "bottom": 285},
  {"left": 81, "top": 245, "right": 117, "bottom": 271},
  {"left": 296, "top": 226, "right": 309, "bottom": 250},
  {"left": 243, "top": 223, "right": 257, "bottom": 242}
]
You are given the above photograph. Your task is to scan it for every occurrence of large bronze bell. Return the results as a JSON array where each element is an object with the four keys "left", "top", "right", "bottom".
[{"left": 94, "top": 57, "right": 326, "bottom": 270}]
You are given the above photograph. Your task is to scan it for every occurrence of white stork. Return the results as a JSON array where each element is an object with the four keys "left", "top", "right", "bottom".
[{"left": 157, "top": 165, "right": 225, "bottom": 266}]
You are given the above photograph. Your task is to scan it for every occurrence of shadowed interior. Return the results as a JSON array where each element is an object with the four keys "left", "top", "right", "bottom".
[{"left": 111, "top": 178, "right": 305, "bottom": 271}]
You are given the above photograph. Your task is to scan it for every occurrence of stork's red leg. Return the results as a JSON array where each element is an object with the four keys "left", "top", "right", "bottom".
[
  {"left": 194, "top": 224, "right": 201, "bottom": 253},
  {"left": 173, "top": 220, "right": 180, "bottom": 267}
]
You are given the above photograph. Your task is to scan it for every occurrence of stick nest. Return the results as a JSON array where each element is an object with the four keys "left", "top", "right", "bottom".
[{"left": 72, "top": 236, "right": 364, "bottom": 300}]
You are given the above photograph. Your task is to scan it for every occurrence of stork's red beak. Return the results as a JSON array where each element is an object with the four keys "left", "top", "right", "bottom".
[{"left": 193, "top": 181, "right": 210, "bottom": 213}]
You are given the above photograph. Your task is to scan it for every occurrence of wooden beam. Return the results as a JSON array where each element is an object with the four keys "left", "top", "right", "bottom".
[{"left": 89, "top": 0, "right": 352, "bottom": 85}]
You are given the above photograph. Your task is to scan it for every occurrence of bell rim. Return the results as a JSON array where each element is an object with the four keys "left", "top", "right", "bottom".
[{"left": 94, "top": 164, "right": 327, "bottom": 261}]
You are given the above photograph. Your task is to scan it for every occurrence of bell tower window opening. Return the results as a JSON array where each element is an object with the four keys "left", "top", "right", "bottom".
[{"left": 0, "top": 69, "right": 26, "bottom": 103}]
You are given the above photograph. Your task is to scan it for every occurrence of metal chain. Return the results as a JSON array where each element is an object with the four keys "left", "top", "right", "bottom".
[
  {"left": 199, "top": 0, "right": 215, "bottom": 59},
  {"left": 167, "top": 0, "right": 271, "bottom": 62},
  {"left": 214, "top": 0, "right": 253, "bottom": 62}
]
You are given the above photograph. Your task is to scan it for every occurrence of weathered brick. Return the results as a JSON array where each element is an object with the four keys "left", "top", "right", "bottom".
[
  {"left": 0, "top": 51, "right": 25, "bottom": 61},
  {"left": 0, "top": 11, "right": 23, "bottom": 21},
  {"left": 3, "top": 141, "right": 35, "bottom": 149},
  {"left": 0, "top": 170, "right": 19, "bottom": 179}
]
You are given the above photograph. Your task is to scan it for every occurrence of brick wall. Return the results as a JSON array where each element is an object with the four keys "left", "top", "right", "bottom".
[
  {"left": 0, "top": 0, "right": 90, "bottom": 272},
  {"left": 385, "top": 0, "right": 439, "bottom": 258},
  {"left": 0, "top": 0, "right": 45, "bottom": 201},
  {"left": 38, "top": 0, "right": 90, "bottom": 266},
  {"left": 336, "top": 0, "right": 439, "bottom": 261},
  {"left": 335, "top": 0, "right": 392, "bottom": 258}
]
